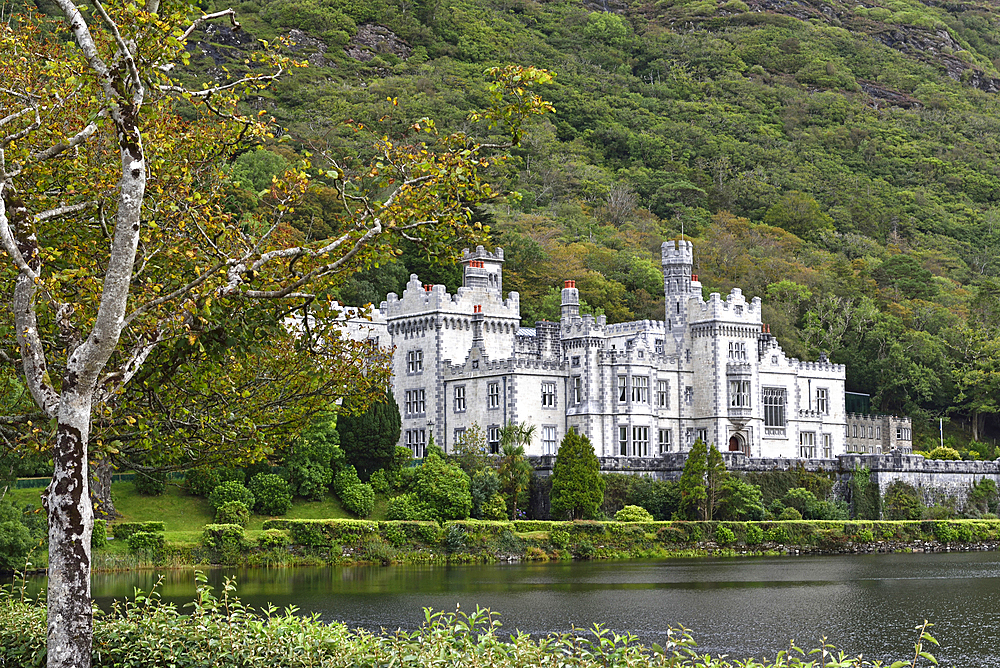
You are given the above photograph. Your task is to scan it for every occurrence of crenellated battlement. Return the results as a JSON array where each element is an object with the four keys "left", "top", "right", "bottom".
[
  {"left": 442, "top": 356, "right": 565, "bottom": 377},
  {"left": 661, "top": 239, "right": 694, "bottom": 265},
  {"left": 690, "top": 288, "right": 762, "bottom": 324},
  {"left": 604, "top": 320, "right": 666, "bottom": 335},
  {"left": 381, "top": 274, "right": 520, "bottom": 320}
]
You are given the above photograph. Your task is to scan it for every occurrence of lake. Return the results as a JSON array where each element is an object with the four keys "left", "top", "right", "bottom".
[{"left": 16, "top": 551, "right": 1000, "bottom": 665}]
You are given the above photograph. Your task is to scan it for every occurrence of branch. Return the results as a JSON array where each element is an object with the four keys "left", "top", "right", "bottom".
[
  {"left": 28, "top": 121, "right": 99, "bottom": 164},
  {"left": 34, "top": 200, "right": 98, "bottom": 223},
  {"left": 90, "top": 0, "right": 144, "bottom": 106},
  {"left": 177, "top": 8, "right": 241, "bottom": 43}
]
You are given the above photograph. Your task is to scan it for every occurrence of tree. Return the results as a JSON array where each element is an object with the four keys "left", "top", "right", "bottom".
[
  {"left": 763, "top": 191, "right": 834, "bottom": 240},
  {"left": 883, "top": 480, "right": 924, "bottom": 520},
  {"left": 497, "top": 422, "right": 535, "bottom": 519},
  {"left": 549, "top": 430, "right": 605, "bottom": 520},
  {"left": 0, "top": 7, "right": 552, "bottom": 667},
  {"left": 676, "top": 439, "right": 729, "bottom": 521},
  {"left": 410, "top": 450, "right": 472, "bottom": 521},
  {"left": 336, "top": 391, "right": 402, "bottom": 480}
]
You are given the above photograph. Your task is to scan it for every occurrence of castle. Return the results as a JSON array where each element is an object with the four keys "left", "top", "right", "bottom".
[{"left": 372, "top": 240, "right": 911, "bottom": 460}]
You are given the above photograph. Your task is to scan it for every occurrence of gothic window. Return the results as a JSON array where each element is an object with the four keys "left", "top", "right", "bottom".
[
  {"left": 454, "top": 386, "right": 466, "bottom": 413},
  {"left": 876, "top": 426, "right": 881, "bottom": 439},
  {"left": 542, "top": 426, "right": 557, "bottom": 455},
  {"left": 822, "top": 434, "right": 832, "bottom": 459},
  {"left": 618, "top": 375, "right": 627, "bottom": 403},
  {"left": 655, "top": 339, "right": 664, "bottom": 354},
  {"left": 763, "top": 388, "right": 786, "bottom": 427},
  {"left": 631, "top": 376, "right": 648, "bottom": 403},
  {"left": 632, "top": 426, "right": 649, "bottom": 457},
  {"left": 816, "top": 388, "right": 829, "bottom": 414},
  {"left": 573, "top": 376, "right": 582, "bottom": 405},
  {"left": 541, "top": 382, "right": 556, "bottom": 408},
  {"left": 684, "top": 386, "right": 694, "bottom": 404},
  {"left": 487, "top": 383, "right": 500, "bottom": 409},
  {"left": 659, "top": 429, "right": 671, "bottom": 453},
  {"left": 487, "top": 425, "right": 501, "bottom": 454},
  {"left": 729, "top": 380, "right": 751, "bottom": 408},
  {"left": 696, "top": 428, "right": 709, "bottom": 444},
  {"left": 728, "top": 342, "right": 746, "bottom": 360},
  {"left": 657, "top": 380, "right": 669, "bottom": 408},
  {"left": 618, "top": 426, "right": 628, "bottom": 456},
  {"left": 454, "top": 427, "right": 466, "bottom": 445},
  {"left": 572, "top": 355, "right": 581, "bottom": 367},
  {"left": 799, "top": 432, "right": 816, "bottom": 458},
  {"left": 406, "top": 350, "right": 423, "bottom": 374},
  {"left": 405, "top": 389, "right": 426, "bottom": 417},
  {"left": 406, "top": 429, "right": 427, "bottom": 458}
]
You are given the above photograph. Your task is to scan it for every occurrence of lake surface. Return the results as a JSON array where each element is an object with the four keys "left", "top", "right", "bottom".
[{"left": 16, "top": 552, "right": 1000, "bottom": 665}]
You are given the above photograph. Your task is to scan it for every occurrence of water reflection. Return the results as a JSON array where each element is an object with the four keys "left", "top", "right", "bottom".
[{"left": 11, "top": 552, "right": 1000, "bottom": 664}]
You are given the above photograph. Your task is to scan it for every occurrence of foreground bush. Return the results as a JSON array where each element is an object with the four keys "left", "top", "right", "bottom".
[
  {"left": 249, "top": 473, "right": 293, "bottom": 516},
  {"left": 0, "top": 576, "right": 939, "bottom": 668}
]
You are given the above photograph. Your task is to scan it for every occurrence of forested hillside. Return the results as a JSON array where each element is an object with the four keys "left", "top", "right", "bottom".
[{"left": 18, "top": 0, "right": 1000, "bottom": 450}]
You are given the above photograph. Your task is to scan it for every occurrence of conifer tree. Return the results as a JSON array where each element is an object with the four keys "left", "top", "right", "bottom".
[
  {"left": 676, "top": 439, "right": 730, "bottom": 520},
  {"left": 550, "top": 430, "right": 605, "bottom": 520},
  {"left": 336, "top": 392, "right": 402, "bottom": 480}
]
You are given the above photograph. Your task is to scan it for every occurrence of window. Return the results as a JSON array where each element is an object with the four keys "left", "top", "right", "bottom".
[
  {"left": 487, "top": 425, "right": 501, "bottom": 454},
  {"left": 406, "top": 350, "right": 423, "bottom": 374},
  {"left": 541, "top": 382, "right": 556, "bottom": 408},
  {"left": 659, "top": 429, "right": 672, "bottom": 454},
  {"left": 404, "top": 389, "right": 426, "bottom": 417},
  {"left": 762, "top": 388, "right": 786, "bottom": 427},
  {"left": 685, "top": 428, "right": 694, "bottom": 446},
  {"left": 542, "top": 426, "right": 557, "bottom": 455},
  {"left": 729, "top": 380, "right": 751, "bottom": 408},
  {"left": 633, "top": 426, "right": 649, "bottom": 457},
  {"left": 454, "top": 427, "right": 466, "bottom": 445},
  {"left": 619, "top": 426, "right": 628, "bottom": 456},
  {"left": 657, "top": 380, "right": 669, "bottom": 408},
  {"left": 631, "top": 376, "right": 649, "bottom": 403},
  {"left": 684, "top": 387, "right": 694, "bottom": 404},
  {"left": 896, "top": 426, "right": 902, "bottom": 439},
  {"left": 853, "top": 425, "right": 858, "bottom": 438},
  {"left": 823, "top": 434, "right": 832, "bottom": 459},
  {"left": 696, "top": 428, "right": 709, "bottom": 444},
  {"left": 573, "top": 376, "right": 582, "bottom": 405},
  {"left": 618, "top": 375, "right": 627, "bottom": 403},
  {"left": 655, "top": 339, "right": 664, "bottom": 354},
  {"left": 571, "top": 355, "right": 581, "bottom": 367},
  {"left": 868, "top": 426, "right": 873, "bottom": 439},
  {"left": 799, "top": 432, "right": 816, "bottom": 458},
  {"left": 728, "top": 341, "right": 746, "bottom": 360},
  {"left": 816, "top": 388, "right": 828, "bottom": 414},
  {"left": 406, "top": 429, "right": 427, "bottom": 458},
  {"left": 487, "top": 382, "right": 500, "bottom": 409},
  {"left": 453, "top": 386, "right": 466, "bottom": 413},
  {"left": 876, "top": 426, "right": 881, "bottom": 439},
  {"left": 638, "top": 350, "right": 644, "bottom": 360}
]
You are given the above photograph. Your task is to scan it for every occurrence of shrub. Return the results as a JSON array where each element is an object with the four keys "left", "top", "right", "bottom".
[
  {"left": 714, "top": 524, "right": 735, "bottom": 545},
  {"left": 926, "top": 446, "right": 962, "bottom": 461},
  {"left": 745, "top": 523, "right": 764, "bottom": 545},
  {"left": 615, "top": 505, "right": 654, "bottom": 522},
  {"left": 470, "top": 469, "right": 501, "bottom": 520},
  {"left": 779, "top": 507, "right": 803, "bottom": 521},
  {"left": 884, "top": 481, "right": 924, "bottom": 520},
  {"left": 444, "top": 524, "right": 467, "bottom": 553},
  {"left": 133, "top": 470, "right": 168, "bottom": 496},
  {"left": 855, "top": 528, "right": 874, "bottom": 543},
  {"left": 550, "top": 529, "right": 570, "bottom": 549},
  {"left": 208, "top": 481, "right": 255, "bottom": 512},
  {"left": 481, "top": 494, "right": 508, "bottom": 521},
  {"left": 202, "top": 524, "right": 248, "bottom": 560},
  {"left": 184, "top": 468, "right": 221, "bottom": 497},
  {"left": 386, "top": 493, "right": 432, "bottom": 521},
  {"left": 287, "top": 521, "right": 330, "bottom": 547},
  {"left": 369, "top": 468, "right": 401, "bottom": 496},
  {"left": 112, "top": 522, "right": 165, "bottom": 541},
  {"left": 333, "top": 467, "right": 375, "bottom": 518},
  {"left": 249, "top": 473, "right": 293, "bottom": 516},
  {"left": 410, "top": 452, "right": 472, "bottom": 522},
  {"left": 257, "top": 529, "right": 290, "bottom": 550},
  {"left": 92, "top": 519, "right": 107, "bottom": 549},
  {"left": 781, "top": 488, "right": 818, "bottom": 519},
  {"left": 765, "top": 526, "right": 790, "bottom": 544},
  {"left": 126, "top": 531, "right": 164, "bottom": 553},
  {"left": 381, "top": 523, "right": 407, "bottom": 546},
  {"left": 933, "top": 521, "right": 956, "bottom": 543},
  {"left": 0, "top": 520, "right": 31, "bottom": 570},
  {"left": 216, "top": 501, "right": 250, "bottom": 527}
]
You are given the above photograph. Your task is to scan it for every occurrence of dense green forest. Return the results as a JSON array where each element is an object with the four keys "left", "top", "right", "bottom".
[{"left": 17, "top": 0, "right": 1000, "bottom": 451}]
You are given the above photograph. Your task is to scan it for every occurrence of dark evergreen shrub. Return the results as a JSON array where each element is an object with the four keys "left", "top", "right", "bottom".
[
  {"left": 133, "top": 470, "right": 167, "bottom": 496},
  {"left": 184, "top": 468, "right": 221, "bottom": 497}
]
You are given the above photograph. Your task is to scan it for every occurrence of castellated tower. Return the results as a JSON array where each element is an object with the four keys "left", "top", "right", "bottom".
[
  {"left": 462, "top": 246, "right": 504, "bottom": 293},
  {"left": 661, "top": 239, "right": 694, "bottom": 342}
]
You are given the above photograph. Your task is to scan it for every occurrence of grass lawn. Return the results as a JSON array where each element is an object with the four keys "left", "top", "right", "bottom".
[{"left": 4, "top": 486, "right": 46, "bottom": 509}]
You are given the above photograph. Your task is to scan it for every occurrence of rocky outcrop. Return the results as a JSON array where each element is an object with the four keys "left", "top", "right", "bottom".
[{"left": 345, "top": 24, "right": 411, "bottom": 62}]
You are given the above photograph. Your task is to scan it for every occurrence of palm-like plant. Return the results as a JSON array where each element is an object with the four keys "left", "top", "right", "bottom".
[{"left": 497, "top": 423, "right": 536, "bottom": 519}]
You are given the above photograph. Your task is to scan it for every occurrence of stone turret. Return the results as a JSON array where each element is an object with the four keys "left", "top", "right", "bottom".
[
  {"left": 662, "top": 239, "right": 694, "bottom": 332},
  {"left": 462, "top": 246, "right": 504, "bottom": 293},
  {"left": 561, "top": 279, "right": 580, "bottom": 320}
]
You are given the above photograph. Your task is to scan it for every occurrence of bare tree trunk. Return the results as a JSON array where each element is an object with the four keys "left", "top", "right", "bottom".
[{"left": 46, "top": 391, "right": 94, "bottom": 668}]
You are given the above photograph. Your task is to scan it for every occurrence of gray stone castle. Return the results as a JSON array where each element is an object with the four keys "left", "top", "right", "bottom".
[{"left": 372, "top": 240, "right": 911, "bottom": 460}]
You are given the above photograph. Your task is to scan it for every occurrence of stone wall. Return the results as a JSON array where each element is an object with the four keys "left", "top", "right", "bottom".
[{"left": 529, "top": 451, "right": 998, "bottom": 513}]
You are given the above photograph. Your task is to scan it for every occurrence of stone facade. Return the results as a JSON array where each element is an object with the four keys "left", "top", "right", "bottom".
[{"left": 374, "top": 240, "right": 912, "bottom": 459}]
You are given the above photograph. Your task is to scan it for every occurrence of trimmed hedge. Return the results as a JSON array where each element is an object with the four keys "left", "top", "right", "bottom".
[
  {"left": 125, "top": 531, "right": 164, "bottom": 553},
  {"left": 92, "top": 519, "right": 107, "bottom": 549},
  {"left": 112, "top": 521, "right": 165, "bottom": 541}
]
